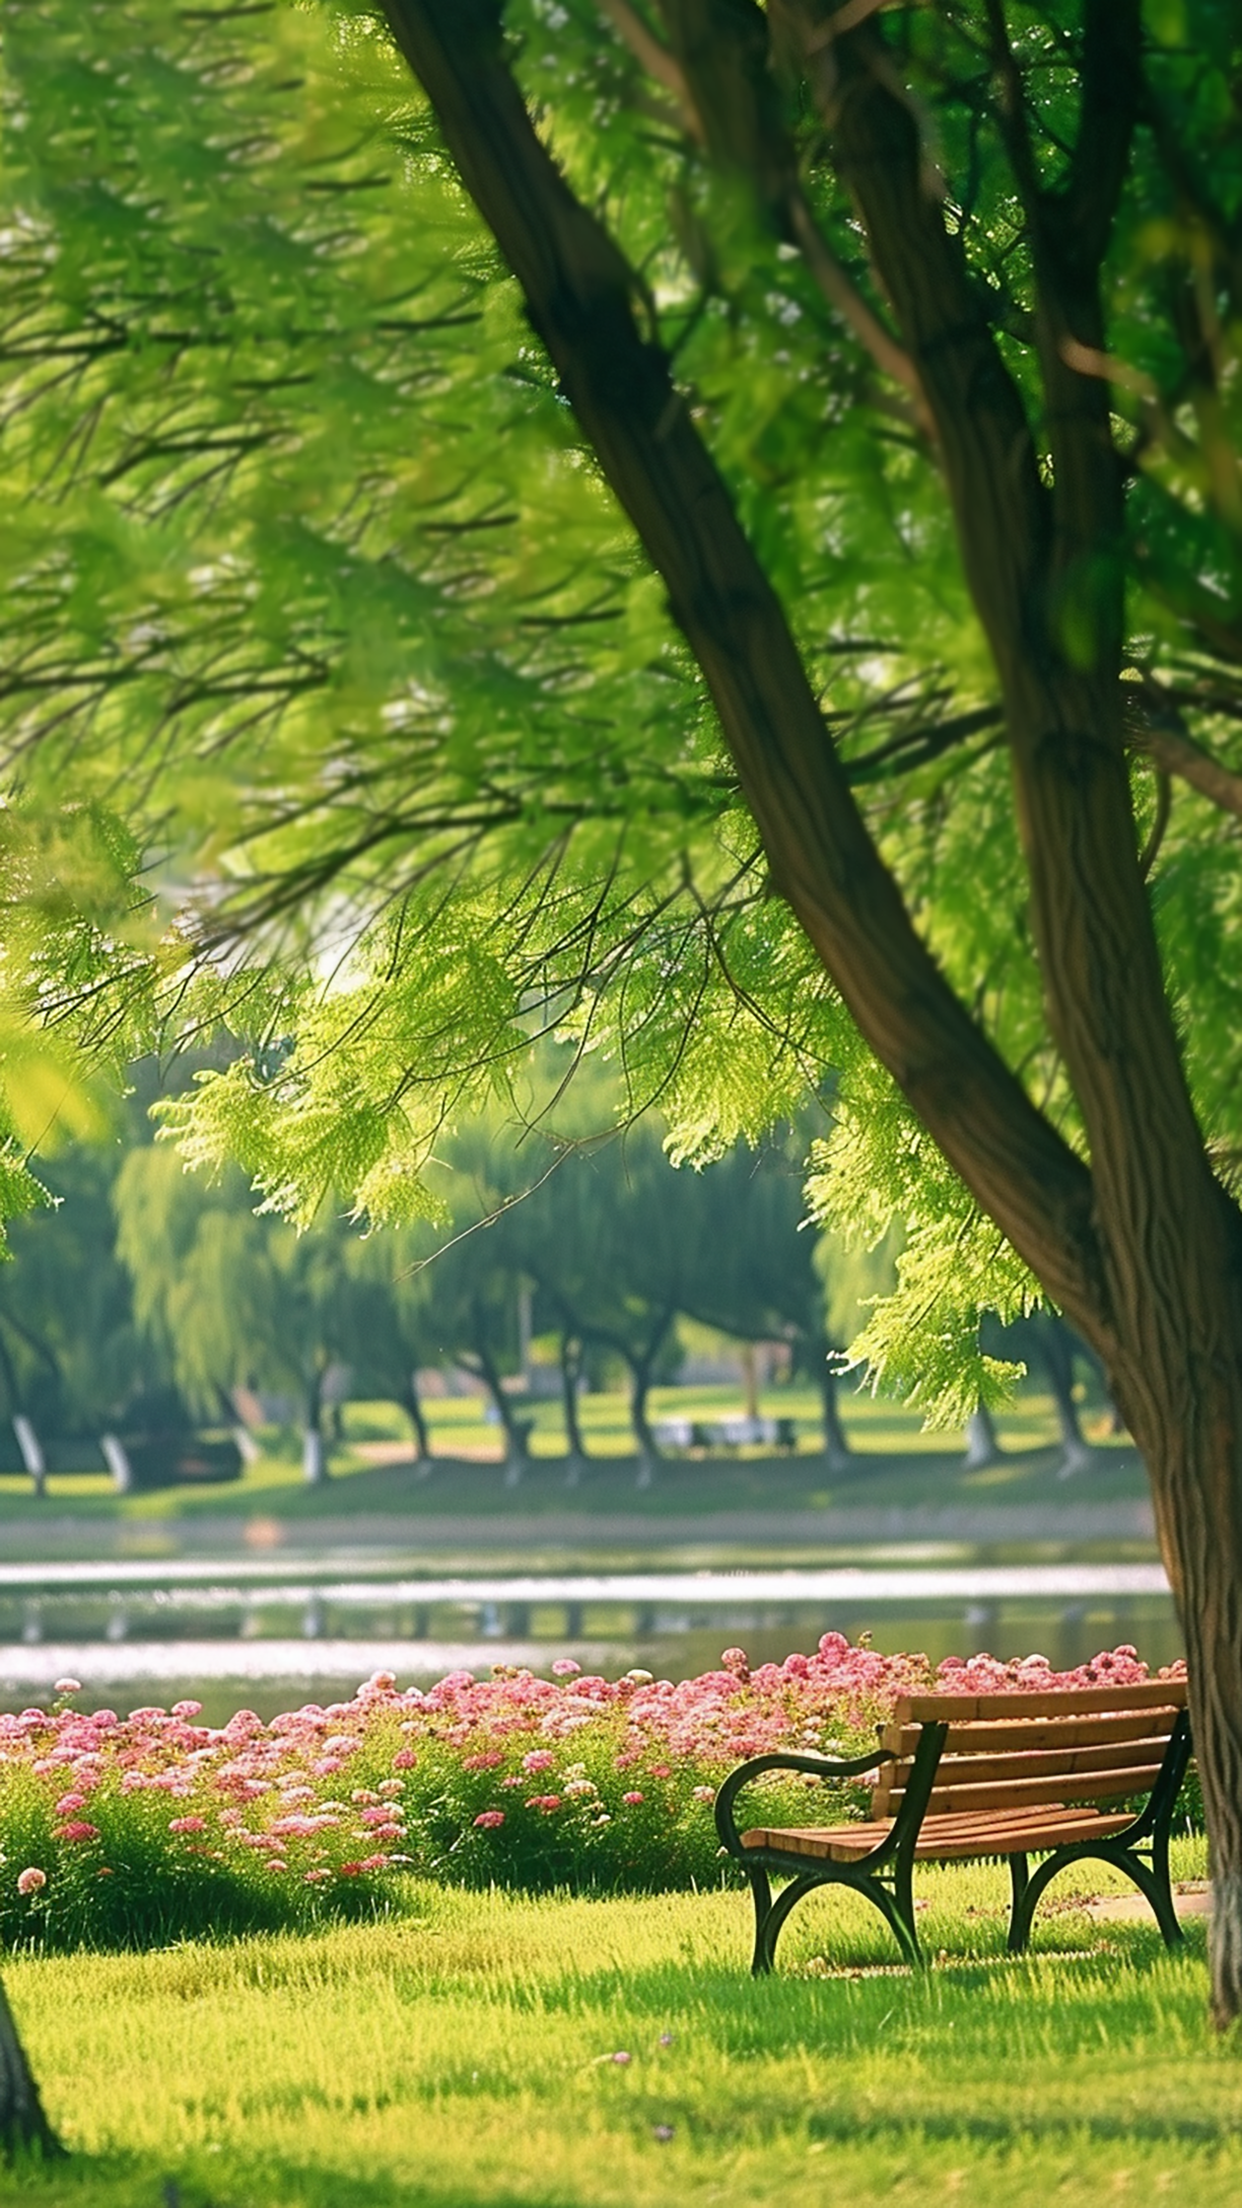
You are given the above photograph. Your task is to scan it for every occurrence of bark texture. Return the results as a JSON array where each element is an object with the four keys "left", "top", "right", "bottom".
[{"left": 381, "top": 0, "right": 1242, "bottom": 2020}]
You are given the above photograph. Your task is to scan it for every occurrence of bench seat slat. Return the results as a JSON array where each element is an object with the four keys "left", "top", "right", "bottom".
[
  {"left": 880, "top": 1709, "right": 1180, "bottom": 1758},
  {"left": 888, "top": 1762, "right": 1162, "bottom": 1817},
  {"left": 892, "top": 1680, "right": 1186, "bottom": 1723},
  {"left": 740, "top": 1804, "right": 1134, "bottom": 1863}
]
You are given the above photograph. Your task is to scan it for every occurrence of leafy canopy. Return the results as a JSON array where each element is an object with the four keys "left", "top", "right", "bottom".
[{"left": 1, "top": 1, "right": 1240, "bottom": 1415}]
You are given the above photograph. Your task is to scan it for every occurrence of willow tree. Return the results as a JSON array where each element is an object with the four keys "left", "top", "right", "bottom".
[{"left": 5, "top": 0, "right": 1242, "bottom": 2021}]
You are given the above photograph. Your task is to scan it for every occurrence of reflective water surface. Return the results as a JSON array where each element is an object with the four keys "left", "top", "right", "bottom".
[{"left": 0, "top": 1556, "right": 1181, "bottom": 1724}]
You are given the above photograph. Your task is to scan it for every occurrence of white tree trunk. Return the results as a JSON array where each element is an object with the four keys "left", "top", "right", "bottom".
[
  {"left": 963, "top": 1404, "right": 1000, "bottom": 1469},
  {"left": 99, "top": 1434, "right": 132, "bottom": 1494},
  {"left": 12, "top": 1417, "right": 44, "bottom": 1498}
]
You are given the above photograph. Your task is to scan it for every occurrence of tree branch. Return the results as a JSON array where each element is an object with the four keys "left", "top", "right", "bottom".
[
  {"left": 982, "top": 0, "right": 1141, "bottom": 592},
  {"left": 822, "top": 10, "right": 1240, "bottom": 1394},
  {"left": 379, "top": 0, "right": 1112, "bottom": 1341},
  {"left": 1127, "top": 688, "right": 1242, "bottom": 824},
  {"left": 820, "top": 19, "right": 1050, "bottom": 694},
  {"left": 603, "top": 0, "right": 931, "bottom": 429}
]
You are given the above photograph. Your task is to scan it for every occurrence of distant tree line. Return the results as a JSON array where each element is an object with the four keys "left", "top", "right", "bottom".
[
  {"left": 0, "top": 1078, "right": 1102, "bottom": 1490},
  {"left": 0, "top": 1091, "right": 861, "bottom": 1485}
]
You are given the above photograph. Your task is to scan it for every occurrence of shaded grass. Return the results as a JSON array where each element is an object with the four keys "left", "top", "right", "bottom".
[{"left": 4, "top": 1838, "right": 1232, "bottom": 2206}]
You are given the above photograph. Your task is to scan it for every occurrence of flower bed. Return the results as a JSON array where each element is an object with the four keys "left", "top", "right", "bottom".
[{"left": 0, "top": 1638, "right": 1184, "bottom": 1951}]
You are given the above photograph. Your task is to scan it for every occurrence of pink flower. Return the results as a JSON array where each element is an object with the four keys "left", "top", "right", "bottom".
[
  {"left": 649, "top": 1764, "right": 672, "bottom": 1780},
  {"left": 622, "top": 1792, "right": 644, "bottom": 1806},
  {"left": 54, "top": 1792, "right": 87, "bottom": 1815},
  {"left": 551, "top": 1659, "right": 580, "bottom": 1677},
  {"left": 16, "top": 1867, "right": 45, "bottom": 1896},
  {"left": 55, "top": 1820, "right": 99, "bottom": 1843},
  {"left": 263, "top": 1859, "right": 287, "bottom": 1874},
  {"left": 54, "top": 1679, "right": 81, "bottom": 1696},
  {"left": 303, "top": 1868, "right": 331, "bottom": 1885},
  {"left": 473, "top": 1810, "right": 505, "bottom": 1830},
  {"left": 172, "top": 1700, "right": 203, "bottom": 1718},
  {"left": 392, "top": 1749, "right": 418, "bottom": 1769},
  {"left": 464, "top": 1752, "right": 504, "bottom": 1772},
  {"left": 378, "top": 1780, "right": 403, "bottom": 1799},
  {"left": 525, "top": 1795, "right": 562, "bottom": 1814},
  {"left": 720, "top": 1648, "right": 749, "bottom": 1678},
  {"left": 169, "top": 1816, "right": 207, "bottom": 1835},
  {"left": 522, "top": 1750, "right": 555, "bottom": 1773},
  {"left": 692, "top": 1786, "right": 715, "bottom": 1803},
  {"left": 338, "top": 1860, "right": 365, "bottom": 1877}
]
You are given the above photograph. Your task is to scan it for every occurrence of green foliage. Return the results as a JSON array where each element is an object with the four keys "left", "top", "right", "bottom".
[
  {"left": 2, "top": 0, "right": 1242, "bottom": 1419},
  {"left": 807, "top": 1061, "right": 1034, "bottom": 1423},
  {"left": 0, "top": 1140, "right": 156, "bottom": 1434},
  {"left": 113, "top": 1145, "right": 357, "bottom": 1425}
]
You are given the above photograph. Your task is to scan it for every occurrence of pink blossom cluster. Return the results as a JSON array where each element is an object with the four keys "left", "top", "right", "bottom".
[{"left": 0, "top": 1640, "right": 1179, "bottom": 1929}]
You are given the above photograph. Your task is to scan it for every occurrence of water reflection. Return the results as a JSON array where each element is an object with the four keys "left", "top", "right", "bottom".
[{"left": 0, "top": 1582, "right": 1182, "bottom": 1730}]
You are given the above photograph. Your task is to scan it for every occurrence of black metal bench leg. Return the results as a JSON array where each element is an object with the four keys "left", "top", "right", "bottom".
[
  {"left": 1006, "top": 1853, "right": 1031, "bottom": 1954},
  {"left": 748, "top": 1867, "right": 774, "bottom": 1975},
  {"left": 1116, "top": 1847, "right": 1185, "bottom": 1947},
  {"left": 1147, "top": 1827, "right": 1185, "bottom": 1947},
  {"left": 888, "top": 1848, "right": 923, "bottom": 1968},
  {"left": 868, "top": 1874, "right": 924, "bottom": 1968},
  {"left": 757, "top": 1874, "right": 822, "bottom": 1973}
]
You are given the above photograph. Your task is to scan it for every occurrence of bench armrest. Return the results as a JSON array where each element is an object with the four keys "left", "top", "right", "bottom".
[{"left": 714, "top": 1747, "right": 890, "bottom": 1857}]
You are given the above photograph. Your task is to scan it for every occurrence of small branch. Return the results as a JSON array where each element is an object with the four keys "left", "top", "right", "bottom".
[
  {"left": 597, "top": 0, "right": 702, "bottom": 137},
  {"left": 1128, "top": 699, "right": 1242, "bottom": 824},
  {"left": 1138, "top": 769, "right": 1171, "bottom": 879},
  {"left": 602, "top": 0, "right": 930, "bottom": 427},
  {"left": 786, "top": 185, "right": 933, "bottom": 435}
]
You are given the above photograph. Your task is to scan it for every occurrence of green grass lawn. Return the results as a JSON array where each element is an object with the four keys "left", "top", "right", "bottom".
[
  {"left": 6, "top": 1840, "right": 1231, "bottom": 2208},
  {"left": 0, "top": 1387, "right": 1150, "bottom": 1528}
]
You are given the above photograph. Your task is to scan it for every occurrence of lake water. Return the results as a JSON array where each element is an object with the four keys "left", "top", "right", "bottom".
[{"left": 0, "top": 1559, "right": 1181, "bottom": 1721}]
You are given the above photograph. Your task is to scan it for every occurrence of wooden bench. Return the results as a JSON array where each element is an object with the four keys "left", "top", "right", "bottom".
[{"left": 714, "top": 1678, "right": 1192, "bottom": 1971}]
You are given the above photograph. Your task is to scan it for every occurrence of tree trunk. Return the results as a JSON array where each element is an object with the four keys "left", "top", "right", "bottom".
[
  {"left": 741, "top": 1342, "right": 759, "bottom": 1421},
  {"left": 627, "top": 1354, "right": 660, "bottom": 1490},
  {"left": 559, "top": 1332, "right": 588, "bottom": 1488},
  {"left": 402, "top": 1372, "right": 432, "bottom": 1468},
  {"left": 301, "top": 1368, "right": 327, "bottom": 1484},
  {"left": 470, "top": 1324, "right": 528, "bottom": 1486},
  {"left": 0, "top": 1975, "right": 63, "bottom": 2160},
  {"left": 1040, "top": 1319, "right": 1095, "bottom": 1479},
  {"left": 11, "top": 1416, "right": 44, "bottom": 1500},
  {"left": 1107, "top": 1349, "right": 1242, "bottom": 2028},
  {"left": 381, "top": 0, "right": 1242, "bottom": 2024},
  {"left": 99, "top": 1433, "right": 132, "bottom": 1494},
  {"left": 819, "top": 1358, "right": 851, "bottom": 1476},
  {"left": 963, "top": 1403, "right": 1001, "bottom": 1471}
]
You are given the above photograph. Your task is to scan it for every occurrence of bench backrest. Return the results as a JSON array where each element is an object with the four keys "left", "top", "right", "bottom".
[{"left": 871, "top": 1678, "right": 1189, "bottom": 1821}]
